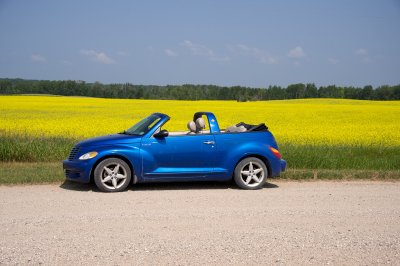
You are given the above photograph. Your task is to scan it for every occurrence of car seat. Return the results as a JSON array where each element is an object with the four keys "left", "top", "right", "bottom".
[
  {"left": 187, "top": 121, "right": 196, "bottom": 134},
  {"left": 195, "top": 117, "right": 205, "bottom": 133}
]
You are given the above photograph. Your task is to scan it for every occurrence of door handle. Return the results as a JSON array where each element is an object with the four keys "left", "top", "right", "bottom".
[{"left": 203, "top": 141, "right": 215, "bottom": 145}]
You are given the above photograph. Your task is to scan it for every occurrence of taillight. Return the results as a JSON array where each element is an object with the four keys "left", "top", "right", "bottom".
[{"left": 269, "top": 147, "right": 282, "bottom": 159}]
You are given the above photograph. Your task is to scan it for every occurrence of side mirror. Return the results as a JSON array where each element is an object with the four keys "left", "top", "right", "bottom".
[{"left": 154, "top": 129, "right": 169, "bottom": 138}]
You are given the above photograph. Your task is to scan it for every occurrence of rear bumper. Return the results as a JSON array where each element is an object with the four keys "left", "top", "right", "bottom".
[
  {"left": 63, "top": 160, "right": 92, "bottom": 183},
  {"left": 280, "top": 159, "right": 287, "bottom": 172},
  {"left": 269, "top": 158, "right": 287, "bottom": 177}
]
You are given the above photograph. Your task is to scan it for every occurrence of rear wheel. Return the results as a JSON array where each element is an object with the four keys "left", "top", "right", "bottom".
[
  {"left": 234, "top": 157, "right": 267, "bottom": 190},
  {"left": 94, "top": 158, "right": 131, "bottom": 192}
]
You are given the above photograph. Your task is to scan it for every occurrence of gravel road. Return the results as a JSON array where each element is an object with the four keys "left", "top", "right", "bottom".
[{"left": 0, "top": 181, "right": 399, "bottom": 265}]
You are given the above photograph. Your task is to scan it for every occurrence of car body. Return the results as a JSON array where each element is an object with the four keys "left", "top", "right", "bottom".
[{"left": 63, "top": 112, "right": 286, "bottom": 192}]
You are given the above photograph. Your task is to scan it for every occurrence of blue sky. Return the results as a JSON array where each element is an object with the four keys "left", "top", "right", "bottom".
[{"left": 0, "top": 0, "right": 399, "bottom": 87}]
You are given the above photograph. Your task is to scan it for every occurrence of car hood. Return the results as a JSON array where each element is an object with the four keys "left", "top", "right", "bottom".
[{"left": 77, "top": 134, "right": 142, "bottom": 147}]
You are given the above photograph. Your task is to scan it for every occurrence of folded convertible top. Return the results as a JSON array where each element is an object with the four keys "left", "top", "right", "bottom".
[{"left": 236, "top": 122, "right": 269, "bottom": 132}]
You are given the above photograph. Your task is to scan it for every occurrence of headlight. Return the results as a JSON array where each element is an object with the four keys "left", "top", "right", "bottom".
[{"left": 79, "top": 151, "right": 98, "bottom": 160}]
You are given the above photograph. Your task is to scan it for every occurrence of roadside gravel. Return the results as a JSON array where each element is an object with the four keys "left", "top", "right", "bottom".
[{"left": 0, "top": 181, "right": 399, "bottom": 265}]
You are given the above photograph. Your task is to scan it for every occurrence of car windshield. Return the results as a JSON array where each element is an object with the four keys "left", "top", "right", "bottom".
[{"left": 124, "top": 114, "right": 162, "bottom": 136}]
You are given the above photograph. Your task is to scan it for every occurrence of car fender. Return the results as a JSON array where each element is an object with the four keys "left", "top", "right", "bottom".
[
  {"left": 217, "top": 141, "right": 279, "bottom": 178},
  {"left": 89, "top": 144, "right": 141, "bottom": 183}
]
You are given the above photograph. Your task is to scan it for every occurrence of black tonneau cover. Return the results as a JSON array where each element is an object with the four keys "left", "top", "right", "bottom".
[{"left": 236, "top": 122, "right": 268, "bottom": 132}]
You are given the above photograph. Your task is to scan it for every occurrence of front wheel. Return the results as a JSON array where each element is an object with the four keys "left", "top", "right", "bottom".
[
  {"left": 234, "top": 157, "right": 267, "bottom": 190},
  {"left": 94, "top": 158, "right": 132, "bottom": 192}
]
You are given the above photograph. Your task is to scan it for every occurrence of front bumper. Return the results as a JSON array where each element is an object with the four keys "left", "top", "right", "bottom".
[
  {"left": 63, "top": 160, "right": 93, "bottom": 183},
  {"left": 280, "top": 159, "right": 287, "bottom": 172}
]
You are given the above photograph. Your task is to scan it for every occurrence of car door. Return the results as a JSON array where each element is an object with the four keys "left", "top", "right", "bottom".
[{"left": 140, "top": 134, "right": 216, "bottom": 180}]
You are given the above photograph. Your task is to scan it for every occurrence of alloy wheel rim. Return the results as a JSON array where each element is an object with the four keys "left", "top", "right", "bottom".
[
  {"left": 240, "top": 161, "right": 264, "bottom": 187},
  {"left": 101, "top": 163, "right": 127, "bottom": 189}
]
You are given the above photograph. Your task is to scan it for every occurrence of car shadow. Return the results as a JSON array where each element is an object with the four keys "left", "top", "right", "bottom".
[
  {"left": 59, "top": 181, "right": 100, "bottom": 192},
  {"left": 59, "top": 180, "right": 279, "bottom": 192},
  {"left": 131, "top": 181, "right": 233, "bottom": 191},
  {"left": 264, "top": 182, "right": 279, "bottom": 189}
]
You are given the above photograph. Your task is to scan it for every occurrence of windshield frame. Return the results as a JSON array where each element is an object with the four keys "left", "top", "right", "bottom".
[{"left": 124, "top": 114, "right": 164, "bottom": 136}]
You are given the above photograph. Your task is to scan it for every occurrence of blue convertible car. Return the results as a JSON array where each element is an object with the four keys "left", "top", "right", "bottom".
[{"left": 63, "top": 112, "right": 286, "bottom": 192}]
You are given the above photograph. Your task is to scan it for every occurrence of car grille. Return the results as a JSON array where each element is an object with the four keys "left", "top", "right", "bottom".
[
  {"left": 64, "top": 169, "right": 71, "bottom": 178},
  {"left": 68, "top": 146, "right": 80, "bottom": 161},
  {"left": 64, "top": 169, "right": 80, "bottom": 179}
]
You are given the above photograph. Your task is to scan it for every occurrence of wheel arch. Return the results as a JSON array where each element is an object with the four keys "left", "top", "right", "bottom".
[
  {"left": 90, "top": 154, "right": 136, "bottom": 184},
  {"left": 233, "top": 154, "right": 272, "bottom": 178}
]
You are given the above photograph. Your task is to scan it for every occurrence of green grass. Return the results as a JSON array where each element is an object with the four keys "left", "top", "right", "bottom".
[
  {"left": 0, "top": 162, "right": 64, "bottom": 184},
  {"left": 281, "top": 143, "right": 400, "bottom": 170},
  {"left": 0, "top": 134, "right": 76, "bottom": 161}
]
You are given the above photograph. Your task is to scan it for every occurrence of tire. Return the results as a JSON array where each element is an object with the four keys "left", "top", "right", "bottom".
[
  {"left": 93, "top": 158, "right": 132, "bottom": 192},
  {"left": 234, "top": 157, "right": 267, "bottom": 190}
]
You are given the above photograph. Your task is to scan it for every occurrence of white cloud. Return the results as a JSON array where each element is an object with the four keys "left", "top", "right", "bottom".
[
  {"left": 182, "top": 40, "right": 213, "bottom": 57},
  {"left": 233, "top": 44, "right": 276, "bottom": 64},
  {"left": 165, "top": 48, "right": 178, "bottom": 57},
  {"left": 355, "top": 48, "right": 371, "bottom": 63},
  {"left": 288, "top": 46, "right": 306, "bottom": 58},
  {"left": 181, "top": 40, "right": 229, "bottom": 61},
  {"left": 80, "top": 49, "right": 116, "bottom": 64},
  {"left": 31, "top": 54, "right": 46, "bottom": 62},
  {"left": 328, "top": 58, "right": 339, "bottom": 64},
  {"left": 355, "top": 48, "right": 368, "bottom": 55}
]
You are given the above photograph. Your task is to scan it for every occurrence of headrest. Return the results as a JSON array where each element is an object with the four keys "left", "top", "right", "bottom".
[
  {"left": 195, "top": 117, "right": 205, "bottom": 131},
  {"left": 187, "top": 121, "right": 196, "bottom": 132}
]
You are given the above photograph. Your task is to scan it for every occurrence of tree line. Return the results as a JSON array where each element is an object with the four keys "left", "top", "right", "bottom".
[{"left": 1, "top": 78, "right": 399, "bottom": 101}]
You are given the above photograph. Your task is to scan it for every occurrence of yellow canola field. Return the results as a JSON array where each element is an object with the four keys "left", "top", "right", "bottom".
[{"left": 1, "top": 96, "right": 399, "bottom": 146}]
